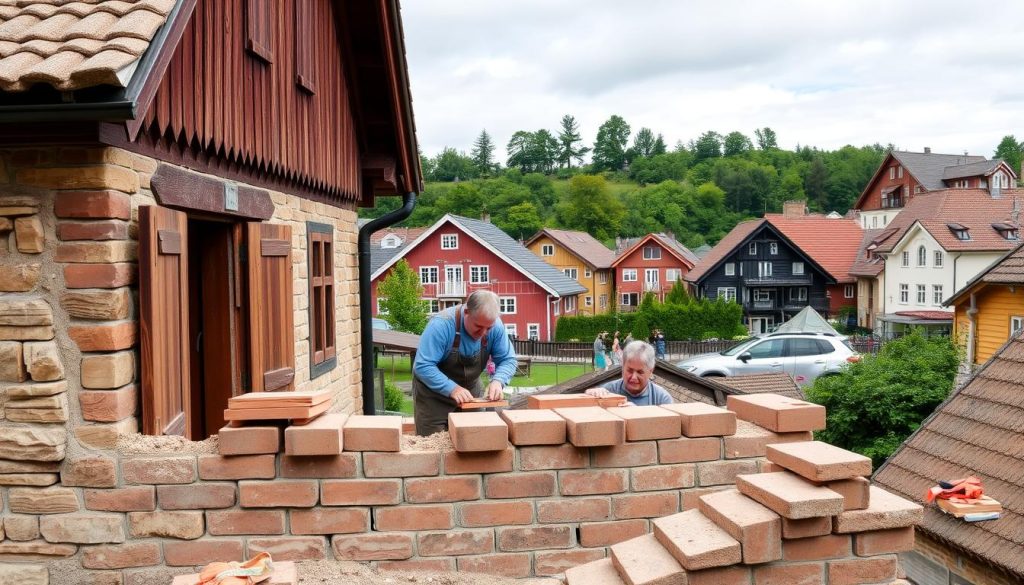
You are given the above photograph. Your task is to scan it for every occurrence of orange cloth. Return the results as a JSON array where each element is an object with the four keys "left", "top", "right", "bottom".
[
  {"left": 926, "top": 476, "right": 984, "bottom": 504},
  {"left": 198, "top": 552, "right": 274, "bottom": 584}
]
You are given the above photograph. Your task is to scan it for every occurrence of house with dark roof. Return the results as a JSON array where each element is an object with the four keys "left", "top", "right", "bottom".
[
  {"left": 945, "top": 242, "right": 1024, "bottom": 366},
  {"left": 686, "top": 202, "right": 863, "bottom": 333},
  {"left": 371, "top": 214, "right": 586, "bottom": 341},
  {"left": 874, "top": 332, "right": 1024, "bottom": 585},
  {"left": 854, "top": 149, "right": 1017, "bottom": 231},
  {"left": 525, "top": 228, "right": 616, "bottom": 315},
  {"left": 611, "top": 233, "right": 699, "bottom": 308}
]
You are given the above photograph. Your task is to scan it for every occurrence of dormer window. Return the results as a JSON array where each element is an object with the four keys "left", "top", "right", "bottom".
[
  {"left": 947, "top": 223, "right": 971, "bottom": 241},
  {"left": 993, "top": 222, "right": 1019, "bottom": 240},
  {"left": 380, "top": 234, "right": 402, "bottom": 249}
]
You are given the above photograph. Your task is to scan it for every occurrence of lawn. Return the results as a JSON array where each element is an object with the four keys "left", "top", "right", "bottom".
[{"left": 377, "top": 354, "right": 595, "bottom": 389}]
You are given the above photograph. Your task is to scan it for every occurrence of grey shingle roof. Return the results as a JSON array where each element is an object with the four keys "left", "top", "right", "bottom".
[
  {"left": 369, "top": 244, "right": 406, "bottom": 275},
  {"left": 452, "top": 215, "right": 587, "bottom": 297},
  {"left": 942, "top": 159, "right": 1003, "bottom": 180},
  {"left": 891, "top": 151, "right": 987, "bottom": 191}
]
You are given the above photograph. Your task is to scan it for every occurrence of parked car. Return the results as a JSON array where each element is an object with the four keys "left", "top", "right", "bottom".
[
  {"left": 372, "top": 318, "right": 392, "bottom": 330},
  {"left": 676, "top": 332, "right": 860, "bottom": 386}
]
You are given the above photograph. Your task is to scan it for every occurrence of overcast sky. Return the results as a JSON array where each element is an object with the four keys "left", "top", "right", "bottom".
[{"left": 401, "top": 0, "right": 1024, "bottom": 162}]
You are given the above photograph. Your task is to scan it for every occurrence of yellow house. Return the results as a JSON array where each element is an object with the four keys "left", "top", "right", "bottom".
[
  {"left": 947, "top": 242, "right": 1024, "bottom": 365},
  {"left": 526, "top": 228, "right": 616, "bottom": 315}
]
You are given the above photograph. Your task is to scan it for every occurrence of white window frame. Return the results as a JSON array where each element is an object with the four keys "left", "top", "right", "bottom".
[
  {"left": 426, "top": 299, "right": 440, "bottom": 314},
  {"left": 889, "top": 167, "right": 895, "bottom": 180},
  {"left": 872, "top": 216, "right": 878, "bottom": 228},
  {"left": 916, "top": 284, "right": 926, "bottom": 304},
  {"left": 769, "top": 242, "right": 779, "bottom": 255},
  {"left": 622, "top": 269, "right": 638, "bottom": 282},
  {"left": 541, "top": 244, "right": 554, "bottom": 256},
  {"left": 380, "top": 234, "right": 402, "bottom": 249},
  {"left": 899, "top": 284, "right": 909, "bottom": 304},
  {"left": 499, "top": 297, "right": 516, "bottom": 314},
  {"left": 754, "top": 289, "right": 772, "bottom": 302},
  {"left": 553, "top": 299, "right": 560, "bottom": 315},
  {"left": 934, "top": 251, "right": 944, "bottom": 268},
  {"left": 844, "top": 284, "right": 855, "bottom": 299},
  {"left": 599, "top": 294, "right": 608, "bottom": 308},
  {"left": 724, "top": 263, "right": 735, "bottom": 276},
  {"left": 527, "top": 323, "right": 540, "bottom": 340},
  {"left": 1011, "top": 316, "right": 1024, "bottom": 337},
  {"left": 898, "top": 166, "right": 904, "bottom": 179},
  {"left": 565, "top": 296, "right": 576, "bottom": 312},
  {"left": 585, "top": 296, "right": 593, "bottom": 307},
  {"left": 419, "top": 266, "right": 438, "bottom": 285},
  {"left": 792, "top": 262, "right": 805, "bottom": 275},
  {"left": 901, "top": 251, "right": 910, "bottom": 267},
  {"left": 643, "top": 246, "right": 662, "bottom": 260},
  {"left": 469, "top": 265, "right": 489, "bottom": 284},
  {"left": 758, "top": 261, "right": 772, "bottom": 278},
  {"left": 598, "top": 271, "right": 608, "bottom": 284},
  {"left": 665, "top": 268, "right": 682, "bottom": 282},
  {"left": 505, "top": 324, "right": 517, "bottom": 338},
  {"left": 644, "top": 268, "right": 659, "bottom": 284},
  {"left": 789, "top": 287, "right": 807, "bottom": 302},
  {"left": 717, "top": 287, "right": 737, "bottom": 302},
  {"left": 584, "top": 268, "right": 592, "bottom": 278},
  {"left": 441, "top": 233, "right": 459, "bottom": 250},
  {"left": 748, "top": 242, "right": 757, "bottom": 255},
  {"left": 564, "top": 268, "right": 578, "bottom": 280},
  {"left": 917, "top": 246, "right": 927, "bottom": 267},
  {"left": 932, "top": 285, "right": 943, "bottom": 306}
]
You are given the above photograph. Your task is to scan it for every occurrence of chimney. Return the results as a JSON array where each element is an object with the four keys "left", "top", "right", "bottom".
[
  {"left": 481, "top": 211, "right": 490, "bottom": 223},
  {"left": 924, "top": 147, "right": 931, "bottom": 154},
  {"left": 782, "top": 200, "right": 807, "bottom": 218}
]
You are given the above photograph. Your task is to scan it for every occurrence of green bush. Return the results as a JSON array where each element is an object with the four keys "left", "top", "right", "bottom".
[
  {"left": 805, "top": 329, "right": 960, "bottom": 467},
  {"left": 555, "top": 297, "right": 745, "bottom": 341},
  {"left": 383, "top": 382, "right": 405, "bottom": 412}
]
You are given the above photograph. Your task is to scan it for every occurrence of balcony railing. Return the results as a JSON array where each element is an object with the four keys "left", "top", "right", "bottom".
[
  {"left": 438, "top": 281, "right": 466, "bottom": 297},
  {"left": 643, "top": 281, "right": 661, "bottom": 292}
]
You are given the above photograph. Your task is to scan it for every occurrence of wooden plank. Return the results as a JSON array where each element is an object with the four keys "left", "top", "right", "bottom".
[
  {"left": 224, "top": 399, "right": 330, "bottom": 422},
  {"left": 228, "top": 389, "right": 332, "bottom": 409},
  {"left": 261, "top": 239, "right": 290, "bottom": 256},
  {"left": 247, "top": 222, "right": 295, "bottom": 392},
  {"left": 263, "top": 367, "right": 295, "bottom": 391},
  {"left": 528, "top": 394, "right": 598, "bottom": 409},
  {"left": 458, "top": 400, "right": 509, "bottom": 410},
  {"left": 158, "top": 230, "right": 181, "bottom": 255},
  {"left": 937, "top": 496, "right": 1002, "bottom": 517}
]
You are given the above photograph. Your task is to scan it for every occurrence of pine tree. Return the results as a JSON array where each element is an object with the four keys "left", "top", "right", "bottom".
[
  {"left": 557, "top": 115, "right": 590, "bottom": 169},
  {"left": 471, "top": 129, "right": 496, "bottom": 176}
]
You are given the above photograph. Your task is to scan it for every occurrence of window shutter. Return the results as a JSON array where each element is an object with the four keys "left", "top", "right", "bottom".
[
  {"left": 139, "top": 206, "right": 192, "bottom": 437},
  {"left": 247, "top": 222, "right": 295, "bottom": 391}
]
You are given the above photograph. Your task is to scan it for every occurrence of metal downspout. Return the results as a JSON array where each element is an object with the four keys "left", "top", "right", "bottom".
[
  {"left": 966, "top": 292, "right": 978, "bottom": 366},
  {"left": 358, "top": 192, "right": 416, "bottom": 414}
]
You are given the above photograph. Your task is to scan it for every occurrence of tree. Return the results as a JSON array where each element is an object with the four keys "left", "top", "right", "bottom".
[
  {"left": 652, "top": 134, "right": 668, "bottom": 156},
  {"left": 496, "top": 201, "right": 543, "bottom": 240},
  {"left": 430, "top": 147, "right": 476, "bottom": 181},
  {"left": 557, "top": 115, "right": 590, "bottom": 169},
  {"left": 754, "top": 127, "right": 778, "bottom": 150},
  {"left": 378, "top": 260, "right": 429, "bottom": 334},
  {"left": 805, "top": 329, "right": 960, "bottom": 466},
  {"left": 994, "top": 135, "right": 1022, "bottom": 181},
  {"left": 555, "top": 174, "right": 625, "bottom": 240},
  {"left": 470, "top": 129, "right": 497, "bottom": 176},
  {"left": 664, "top": 280, "right": 690, "bottom": 304},
  {"left": 691, "top": 131, "right": 723, "bottom": 163},
  {"left": 632, "top": 127, "right": 658, "bottom": 158},
  {"left": 723, "top": 131, "right": 753, "bottom": 157},
  {"left": 804, "top": 156, "right": 828, "bottom": 210},
  {"left": 591, "top": 115, "right": 631, "bottom": 172}
]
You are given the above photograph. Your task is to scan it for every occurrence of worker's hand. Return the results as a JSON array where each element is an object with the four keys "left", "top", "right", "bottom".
[
  {"left": 486, "top": 380, "right": 504, "bottom": 401},
  {"left": 450, "top": 387, "right": 474, "bottom": 404},
  {"left": 584, "top": 388, "right": 611, "bottom": 398}
]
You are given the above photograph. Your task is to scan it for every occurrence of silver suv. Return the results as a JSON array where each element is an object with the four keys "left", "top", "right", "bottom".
[{"left": 676, "top": 332, "right": 860, "bottom": 386}]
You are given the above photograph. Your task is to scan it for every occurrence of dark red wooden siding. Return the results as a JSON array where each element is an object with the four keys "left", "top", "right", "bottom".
[{"left": 139, "top": 0, "right": 360, "bottom": 200}]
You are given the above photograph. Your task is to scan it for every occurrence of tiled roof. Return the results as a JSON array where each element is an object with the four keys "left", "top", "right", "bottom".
[
  {"left": 848, "top": 228, "right": 890, "bottom": 277},
  {"left": 874, "top": 332, "right": 1024, "bottom": 580},
  {"left": 874, "top": 189, "right": 1022, "bottom": 254},
  {"left": 527, "top": 228, "right": 616, "bottom": 269},
  {"left": 367, "top": 227, "right": 428, "bottom": 274},
  {"left": 942, "top": 159, "right": 1004, "bottom": 180},
  {"left": 369, "top": 226, "right": 426, "bottom": 246},
  {"left": 764, "top": 214, "right": 863, "bottom": 282},
  {"left": 893, "top": 310, "right": 953, "bottom": 321},
  {"left": 684, "top": 219, "right": 765, "bottom": 283},
  {"left": 613, "top": 233, "right": 699, "bottom": 267},
  {"left": 892, "top": 151, "right": 988, "bottom": 191},
  {"left": 946, "top": 242, "right": 1024, "bottom": 305},
  {"left": 715, "top": 373, "right": 804, "bottom": 401},
  {"left": 0, "top": 0, "right": 175, "bottom": 93}
]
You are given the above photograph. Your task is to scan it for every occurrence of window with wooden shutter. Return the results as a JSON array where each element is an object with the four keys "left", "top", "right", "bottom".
[
  {"left": 308, "top": 222, "right": 336, "bottom": 378},
  {"left": 294, "top": 0, "right": 316, "bottom": 93},
  {"left": 247, "top": 222, "right": 295, "bottom": 391},
  {"left": 245, "top": 0, "right": 274, "bottom": 63},
  {"left": 139, "top": 206, "right": 193, "bottom": 438}
]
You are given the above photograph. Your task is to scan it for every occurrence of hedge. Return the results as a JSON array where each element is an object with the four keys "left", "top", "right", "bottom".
[{"left": 555, "top": 298, "right": 746, "bottom": 341}]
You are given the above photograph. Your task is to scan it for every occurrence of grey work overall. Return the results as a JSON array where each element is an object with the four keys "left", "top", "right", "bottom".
[{"left": 412, "top": 305, "right": 488, "bottom": 436}]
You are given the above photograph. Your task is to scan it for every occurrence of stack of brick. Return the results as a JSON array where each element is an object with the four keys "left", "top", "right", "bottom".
[{"left": 565, "top": 395, "right": 924, "bottom": 585}]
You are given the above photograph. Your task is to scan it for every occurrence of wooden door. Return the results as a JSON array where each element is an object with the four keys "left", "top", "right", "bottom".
[{"left": 247, "top": 222, "right": 295, "bottom": 391}]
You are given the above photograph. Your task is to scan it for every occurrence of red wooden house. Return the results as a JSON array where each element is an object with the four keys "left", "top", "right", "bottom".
[
  {"left": 612, "top": 233, "right": 699, "bottom": 307},
  {"left": 371, "top": 215, "right": 586, "bottom": 341}
]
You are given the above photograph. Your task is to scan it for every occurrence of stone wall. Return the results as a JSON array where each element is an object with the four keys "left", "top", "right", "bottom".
[{"left": 901, "top": 531, "right": 1019, "bottom": 585}]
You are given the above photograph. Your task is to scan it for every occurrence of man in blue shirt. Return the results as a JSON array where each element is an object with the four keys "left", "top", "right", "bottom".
[
  {"left": 584, "top": 341, "right": 673, "bottom": 406},
  {"left": 412, "top": 290, "right": 517, "bottom": 435}
]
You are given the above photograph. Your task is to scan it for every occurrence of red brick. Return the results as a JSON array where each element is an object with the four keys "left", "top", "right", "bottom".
[
  {"left": 698, "top": 489, "right": 782, "bottom": 564},
  {"left": 405, "top": 476, "right": 481, "bottom": 503},
  {"left": 497, "top": 525, "right": 573, "bottom": 551},
  {"left": 285, "top": 413, "right": 346, "bottom": 456},
  {"left": 818, "top": 476, "right": 870, "bottom": 511},
  {"left": 500, "top": 408, "right": 566, "bottom": 445},
  {"left": 64, "top": 263, "right": 136, "bottom": 289},
  {"left": 613, "top": 491, "right": 679, "bottom": 519},
  {"left": 565, "top": 557, "right": 626, "bottom": 585},
  {"left": 127, "top": 511, "right": 203, "bottom": 539},
  {"left": 783, "top": 534, "right": 851, "bottom": 561},
  {"left": 206, "top": 510, "right": 286, "bottom": 536},
  {"left": 239, "top": 480, "right": 318, "bottom": 508},
  {"left": 519, "top": 444, "right": 588, "bottom": 470},
  {"left": 560, "top": 469, "right": 628, "bottom": 496},
  {"left": 84, "top": 486, "right": 155, "bottom": 512},
  {"left": 652, "top": 509, "right": 741, "bottom": 571},
  {"left": 688, "top": 566, "right": 752, "bottom": 585},
  {"left": 375, "top": 559, "right": 454, "bottom": 572},
  {"left": 247, "top": 537, "right": 326, "bottom": 561},
  {"left": 485, "top": 472, "right": 556, "bottom": 498},
  {"left": 610, "top": 533, "right": 684, "bottom": 585},
  {"left": 736, "top": 472, "right": 844, "bottom": 519},
  {"left": 321, "top": 479, "right": 400, "bottom": 506},
  {"left": 68, "top": 321, "right": 136, "bottom": 352},
  {"left": 535, "top": 549, "right": 607, "bottom": 576},
  {"left": 827, "top": 556, "right": 897, "bottom": 585},
  {"left": 448, "top": 411, "right": 509, "bottom": 452},
  {"left": 853, "top": 527, "right": 915, "bottom": 556},
  {"left": 57, "top": 220, "right": 129, "bottom": 241},
  {"left": 459, "top": 501, "right": 534, "bottom": 527},
  {"left": 537, "top": 497, "right": 611, "bottom": 523},
  {"left": 592, "top": 442, "right": 658, "bottom": 468},
  {"left": 766, "top": 441, "right": 872, "bottom": 482},
  {"left": 62, "top": 455, "right": 117, "bottom": 487},
  {"left": 157, "top": 483, "right": 235, "bottom": 510},
  {"left": 724, "top": 421, "right": 813, "bottom": 458},
  {"left": 290, "top": 508, "right": 368, "bottom": 535},
  {"left": 280, "top": 454, "right": 358, "bottom": 479},
  {"left": 331, "top": 533, "right": 413, "bottom": 560},
  {"left": 363, "top": 451, "right": 440, "bottom": 477},
  {"left": 557, "top": 406, "right": 626, "bottom": 447},
  {"left": 443, "top": 447, "right": 514, "bottom": 474},
  {"left": 374, "top": 505, "right": 453, "bottom": 531},
  {"left": 217, "top": 425, "right": 280, "bottom": 456},
  {"left": 662, "top": 403, "right": 737, "bottom": 437},
  {"left": 457, "top": 553, "right": 532, "bottom": 578},
  {"left": 658, "top": 436, "right": 722, "bottom": 463},
  {"left": 782, "top": 516, "right": 833, "bottom": 539},
  {"left": 198, "top": 454, "right": 276, "bottom": 480},
  {"left": 833, "top": 487, "right": 923, "bottom": 533},
  {"left": 631, "top": 464, "right": 695, "bottom": 491},
  {"left": 82, "top": 542, "right": 161, "bottom": 569},
  {"left": 606, "top": 405, "right": 681, "bottom": 440},
  {"left": 418, "top": 529, "right": 494, "bottom": 556},
  {"left": 122, "top": 457, "right": 196, "bottom": 485},
  {"left": 163, "top": 540, "right": 244, "bottom": 566},
  {"left": 54, "top": 190, "right": 131, "bottom": 219},
  {"left": 682, "top": 486, "right": 731, "bottom": 510},
  {"left": 753, "top": 562, "right": 824, "bottom": 585},
  {"left": 697, "top": 460, "right": 759, "bottom": 486},
  {"left": 727, "top": 394, "right": 825, "bottom": 433},
  {"left": 579, "top": 519, "right": 648, "bottom": 547},
  {"left": 342, "top": 415, "right": 402, "bottom": 452},
  {"left": 79, "top": 386, "right": 137, "bottom": 422}
]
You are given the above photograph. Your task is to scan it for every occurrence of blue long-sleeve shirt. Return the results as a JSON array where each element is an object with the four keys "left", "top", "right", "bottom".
[{"left": 413, "top": 307, "right": 517, "bottom": 396}]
